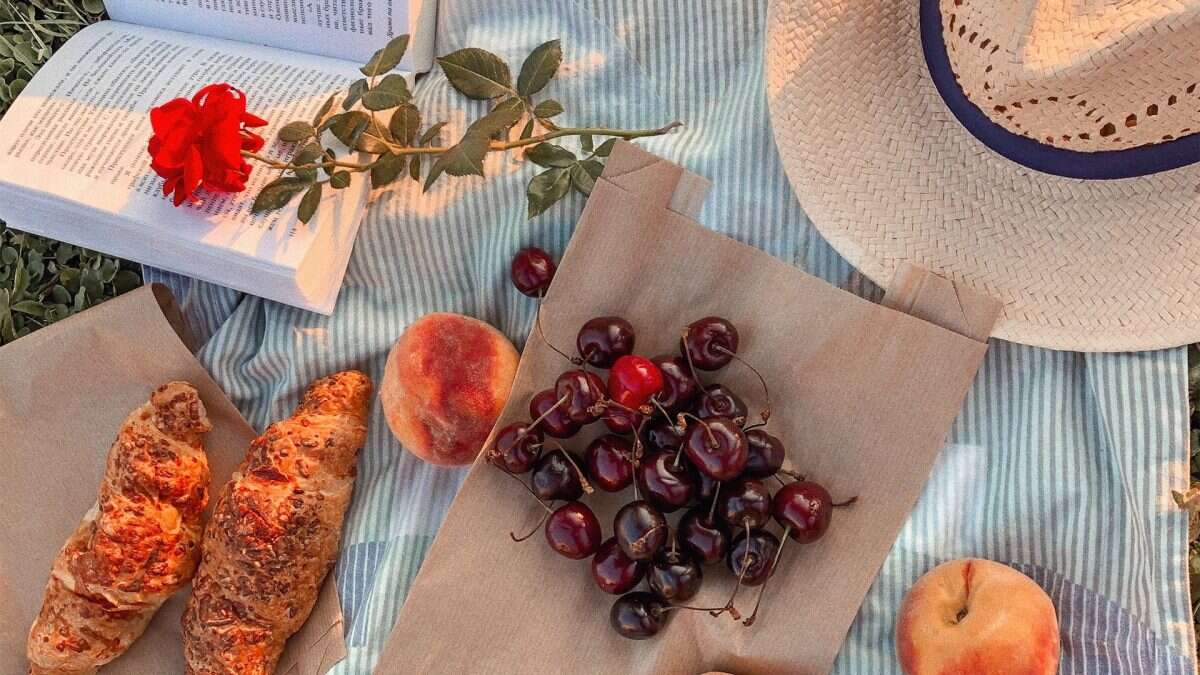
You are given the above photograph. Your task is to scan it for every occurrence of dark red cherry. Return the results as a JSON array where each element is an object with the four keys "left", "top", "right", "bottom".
[
  {"left": 613, "top": 500, "right": 668, "bottom": 560},
  {"left": 545, "top": 501, "right": 601, "bottom": 559},
  {"left": 682, "top": 316, "right": 739, "bottom": 370},
  {"left": 585, "top": 435, "right": 635, "bottom": 492},
  {"left": 592, "top": 537, "right": 646, "bottom": 594},
  {"left": 603, "top": 405, "right": 645, "bottom": 434},
  {"left": 678, "top": 508, "right": 729, "bottom": 565},
  {"left": 648, "top": 546, "right": 703, "bottom": 602},
  {"left": 577, "top": 316, "right": 635, "bottom": 368},
  {"left": 610, "top": 592, "right": 668, "bottom": 640},
  {"left": 695, "top": 383, "right": 748, "bottom": 421},
  {"left": 644, "top": 419, "right": 686, "bottom": 453},
  {"left": 555, "top": 369, "right": 606, "bottom": 424},
  {"left": 693, "top": 471, "right": 719, "bottom": 506},
  {"left": 682, "top": 416, "right": 748, "bottom": 481},
  {"left": 650, "top": 354, "right": 699, "bottom": 413},
  {"left": 636, "top": 451, "right": 697, "bottom": 513},
  {"left": 608, "top": 355, "right": 664, "bottom": 410},
  {"left": 529, "top": 388, "right": 580, "bottom": 438},
  {"left": 531, "top": 449, "right": 584, "bottom": 501},
  {"left": 772, "top": 480, "right": 835, "bottom": 543},
  {"left": 743, "top": 429, "right": 785, "bottom": 479},
  {"left": 511, "top": 247, "right": 556, "bottom": 297},
  {"left": 720, "top": 478, "right": 772, "bottom": 530},
  {"left": 727, "top": 529, "right": 780, "bottom": 586},
  {"left": 488, "top": 422, "right": 542, "bottom": 474}
]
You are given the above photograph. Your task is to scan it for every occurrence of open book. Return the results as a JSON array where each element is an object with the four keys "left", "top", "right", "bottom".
[{"left": 0, "top": 1, "right": 436, "bottom": 315}]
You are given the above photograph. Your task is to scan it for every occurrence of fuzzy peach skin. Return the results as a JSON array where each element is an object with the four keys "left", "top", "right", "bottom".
[
  {"left": 381, "top": 312, "right": 519, "bottom": 466},
  {"left": 896, "top": 558, "right": 1060, "bottom": 675}
]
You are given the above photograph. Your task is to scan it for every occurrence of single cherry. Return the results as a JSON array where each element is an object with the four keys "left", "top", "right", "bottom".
[
  {"left": 772, "top": 480, "right": 846, "bottom": 543},
  {"left": 545, "top": 501, "right": 601, "bottom": 559},
  {"left": 682, "top": 415, "right": 748, "bottom": 481},
  {"left": 651, "top": 354, "right": 699, "bottom": 413},
  {"left": 636, "top": 451, "right": 697, "bottom": 513},
  {"left": 727, "top": 529, "right": 780, "bottom": 586},
  {"left": 644, "top": 419, "right": 685, "bottom": 454},
  {"left": 603, "top": 405, "right": 645, "bottom": 434},
  {"left": 488, "top": 422, "right": 543, "bottom": 474},
  {"left": 613, "top": 500, "right": 668, "bottom": 560},
  {"left": 530, "top": 449, "right": 585, "bottom": 501},
  {"left": 592, "top": 537, "right": 646, "bottom": 594},
  {"left": 695, "top": 383, "right": 748, "bottom": 421},
  {"left": 682, "top": 316, "right": 739, "bottom": 371},
  {"left": 610, "top": 592, "right": 668, "bottom": 640},
  {"left": 648, "top": 546, "right": 703, "bottom": 602},
  {"left": 528, "top": 388, "right": 580, "bottom": 438},
  {"left": 608, "top": 355, "right": 665, "bottom": 409},
  {"left": 694, "top": 471, "right": 719, "bottom": 506},
  {"left": 720, "top": 478, "right": 772, "bottom": 530},
  {"left": 585, "top": 435, "right": 635, "bottom": 492},
  {"left": 678, "top": 508, "right": 729, "bottom": 565},
  {"left": 743, "top": 429, "right": 785, "bottom": 479},
  {"left": 555, "top": 369, "right": 606, "bottom": 424},
  {"left": 511, "top": 247, "right": 556, "bottom": 297},
  {"left": 577, "top": 316, "right": 635, "bottom": 368}
]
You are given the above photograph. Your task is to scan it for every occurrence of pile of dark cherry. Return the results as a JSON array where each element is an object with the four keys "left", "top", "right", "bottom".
[{"left": 490, "top": 247, "right": 856, "bottom": 640}]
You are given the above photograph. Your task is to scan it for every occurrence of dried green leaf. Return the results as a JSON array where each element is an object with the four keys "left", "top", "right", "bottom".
[
  {"left": 252, "top": 176, "right": 311, "bottom": 213},
  {"left": 361, "top": 35, "right": 410, "bottom": 77},
  {"left": 437, "top": 47, "right": 513, "bottom": 100},
  {"left": 312, "top": 93, "right": 336, "bottom": 125},
  {"left": 581, "top": 135, "right": 594, "bottom": 153},
  {"left": 330, "top": 171, "right": 352, "bottom": 189},
  {"left": 409, "top": 154, "right": 422, "bottom": 181},
  {"left": 527, "top": 167, "right": 572, "bottom": 218},
  {"left": 278, "top": 121, "right": 315, "bottom": 143},
  {"left": 526, "top": 142, "right": 576, "bottom": 168},
  {"left": 371, "top": 153, "right": 407, "bottom": 188},
  {"left": 293, "top": 142, "right": 324, "bottom": 166},
  {"left": 113, "top": 270, "right": 141, "bottom": 294},
  {"left": 519, "top": 118, "right": 535, "bottom": 140},
  {"left": 533, "top": 99, "right": 564, "bottom": 119},
  {"left": 343, "top": 78, "right": 369, "bottom": 110},
  {"left": 517, "top": 39, "right": 562, "bottom": 96},
  {"left": 570, "top": 159, "right": 603, "bottom": 195},
  {"left": 420, "top": 122, "right": 448, "bottom": 146},
  {"left": 423, "top": 102, "right": 524, "bottom": 190},
  {"left": 328, "top": 111, "right": 371, "bottom": 149},
  {"left": 11, "top": 299, "right": 43, "bottom": 317},
  {"left": 593, "top": 138, "right": 618, "bottom": 158},
  {"left": 389, "top": 103, "right": 421, "bottom": 144},
  {"left": 362, "top": 73, "right": 411, "bottom": 111},
  {"left": 297, "top": 183, "right": 322, "bottom": 224}
]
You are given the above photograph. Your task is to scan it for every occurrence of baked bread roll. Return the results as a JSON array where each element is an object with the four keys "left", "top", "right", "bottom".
[
  {"left": 182, "top": 370, "right": 372, "bottom": 674},
  {"left": 27, "top": 382, "right": 213, "bottom": 675}
]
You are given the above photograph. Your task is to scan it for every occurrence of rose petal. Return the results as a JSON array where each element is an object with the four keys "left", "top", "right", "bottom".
[
  {"left": 242, "top": 112, "right": 268, "bottom": 128},
  {"left": 150, "top": 98, "right": 194, "bottom": 135},
  {"left": 183, "top": 146, "right": 204, "bottom": 197}
]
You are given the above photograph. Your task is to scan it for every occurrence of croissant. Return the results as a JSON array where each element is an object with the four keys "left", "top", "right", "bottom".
[
  {"left": 183, "top": 370, "right": 372, "bottom": 675},
  {"left": 27, "top": 382, "right": 213, "bottom": 675}
]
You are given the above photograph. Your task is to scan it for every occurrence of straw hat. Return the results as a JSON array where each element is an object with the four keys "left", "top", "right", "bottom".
[{"left": 766, "top": 0, "right": 1200, "bottom": 351}]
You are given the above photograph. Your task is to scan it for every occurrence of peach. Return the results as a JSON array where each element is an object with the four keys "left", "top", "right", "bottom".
[
  {"left": 381, "top": 312, "right": 519, "bottom": 466},
  {"left": 896, "top": 558, "right": 1059, "bottom": 675}
]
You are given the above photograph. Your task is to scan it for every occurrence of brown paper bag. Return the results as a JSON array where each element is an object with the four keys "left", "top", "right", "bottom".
[
  {"left": 377, "top": 142, "right": 1000, "bottom": 674},
  {"left": 0, "top": 284, "right": 346, "bottom": 675}
]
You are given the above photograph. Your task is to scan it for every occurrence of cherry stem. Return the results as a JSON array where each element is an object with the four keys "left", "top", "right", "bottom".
[
  {"left": 499, "top": 469, "right": 554, "bottom": 514},
  {"left": 649, "top": 397, "right": 675, "bottom": 423},
  {"left": 773, "top": 474, "right": 787, "bottom": 488},
  {"left": 714, "top": 345, "right": 771, "bottom": 423},
  {"left": 535, "top": 291, "right": 582, "bottom": 366},
  {"left": 742, "top": 525, "right": 789, "bottom": 626},
  {"left": 832, "top": 496, "right": 859, "bottom": 508},
  {"left": 529, "top": 392, "right": 571, "bottom": 431},
  {"left": 680, "top": 412, "right": 719, "bottom": 449},
  {"left": 510, "top": 509, "right": 551, "bottom": 542},
  {"left": 707, "top": 481, "right": 722, "bottom": 522},
  {"left": 661, "top": 602, "right": 735, "bottom": 614},
  {"left": 714, "top": 521, "right": 752, "bottom": 619},
  {"left": 742, "top": 422, "right": 766, "bottom": 433},
  {"left": 679, "top": 328, "right": 707, "bottom": 389},
  {"left": 777, "top": 469, "right": 807, "bottom": 482},
  {"left": 551, "top": 441, "right": 594, "bottom": 494}
]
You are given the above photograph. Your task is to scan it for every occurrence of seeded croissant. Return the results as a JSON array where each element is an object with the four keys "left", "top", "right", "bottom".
[
  {"left": 27, "top": 382, "right": 212, "bottom": 675},
  {"left": 182, "top": 370, "right": 372, "bottom": 675}
]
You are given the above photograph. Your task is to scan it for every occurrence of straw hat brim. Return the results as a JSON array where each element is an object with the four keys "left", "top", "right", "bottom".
[{"left": 766, "top": 0, "right": 1200, "bottom": 351}]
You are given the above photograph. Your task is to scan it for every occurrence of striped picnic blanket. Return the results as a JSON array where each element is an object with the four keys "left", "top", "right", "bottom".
[{"left": 149, "top": 1, "right": 1198, "bottom": 672}]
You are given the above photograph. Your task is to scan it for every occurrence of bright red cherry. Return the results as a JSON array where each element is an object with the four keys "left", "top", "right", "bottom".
[
  {"left": 545, "top": 501, "right": 602, "bottom": 559},
  {"left": 608, "top": 355, "right": 664, "bottom": 410},
  {"left": 511, "top": 247, "right": 556, "bottom": 297},
  {"left": 772, "top": 480, "right": 836, "bottom": 543}
]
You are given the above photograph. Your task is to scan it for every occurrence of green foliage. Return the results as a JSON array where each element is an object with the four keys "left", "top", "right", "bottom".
[{"left": 0, "top": 1, "right": 142, "bottom": 346}]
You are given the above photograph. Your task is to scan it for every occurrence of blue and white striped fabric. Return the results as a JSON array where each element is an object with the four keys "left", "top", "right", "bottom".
[{"left": 148, "top": 1, "right": 1197, "bottom": 672}]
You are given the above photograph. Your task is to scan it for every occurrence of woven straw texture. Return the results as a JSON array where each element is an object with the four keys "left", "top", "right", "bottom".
[{"left": 766, "top": 0, "right": 1200, "bottom": 351}]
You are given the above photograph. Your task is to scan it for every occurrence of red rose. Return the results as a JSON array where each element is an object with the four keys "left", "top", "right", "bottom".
[{"left": 147, "top": 83, "right": 268, "bottom": 206}]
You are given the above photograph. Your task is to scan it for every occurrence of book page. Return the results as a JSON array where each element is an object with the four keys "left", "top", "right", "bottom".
[
  {"left": 0, "top": 21, "right": 368, "bottom": 272},
  {"left": 106, "top": 0, "right": 419, "bottom": 66}
]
